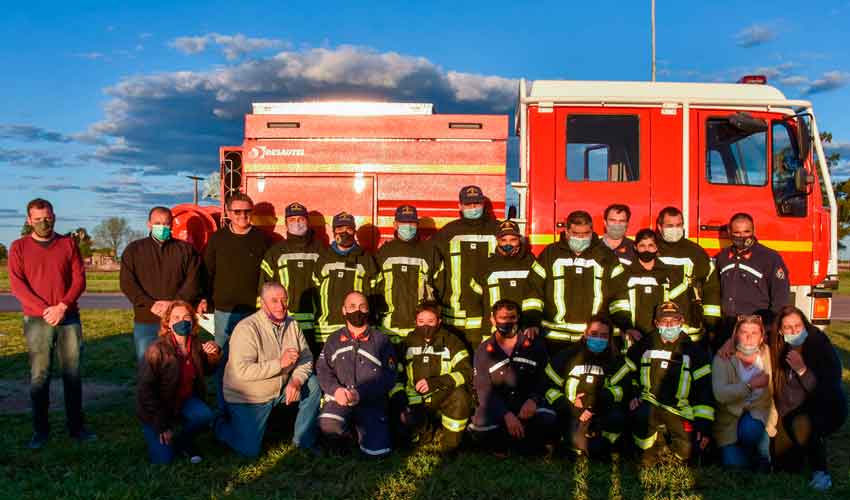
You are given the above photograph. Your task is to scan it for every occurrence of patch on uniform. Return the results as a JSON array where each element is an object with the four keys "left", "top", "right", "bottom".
[
  {"left": 510, "top": 280, "right": 517, "bottom": 287},
  {"left": 523, "top": 339, "right": 531, "bottom": 348},
  {"left": 660, "top": 361, "right": 668, "bottom": 369},
  {"left": 645, "top": 286, "right": 652, "bottom": 294},
  {"left": 470, "top": 243, "right": 477, "bottom": 250},
  {"left": 388, "top": 356, "right": 396, "bottom": 369},
  {"left": 486, "top": 343, "right": 495, "bottom": 352},
  {"left": 402, "top": 265, "right": 408, "bottom": 272},
  {"left": 422, "top": 355, "right": 430, "bottom": 363},
  {"left": 297, "top": 261, "right": 304, "bottom": 268},
  {"left": 586, "top": 375, "right": 594, "bottom": 383},
  {"left": 776, "top": 268, "right": 786, "bottom": 280},
  {"left": 340, "top": 335, "right": 349, "bottom": 342},
  {"left": 338, "top": 271, "right": 344, "bottom": 278},
  {"left": 576, "top": 267, "right": 583, "bottom": 274}
]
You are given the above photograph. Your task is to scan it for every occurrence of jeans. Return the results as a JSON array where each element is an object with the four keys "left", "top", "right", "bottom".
[
  {"left": 23, "top": 316, "right": 84, "bottom": 435},
  {"left": 141, "top": 397, "right": 214, "bottom": 464},
  {"left": 215, "top": 374, "right": 321, "bottom": 457},
  {"left": 133, "top": 322, "right": 160, "bottom": 363},
  {"left": 720, "top": 411, "right": 771, "bottom": 468},
  {"left": 213, "top": 309, "right": 253, "bottom": 411}
]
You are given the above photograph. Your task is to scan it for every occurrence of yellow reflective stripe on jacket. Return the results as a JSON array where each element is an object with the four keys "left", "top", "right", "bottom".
[
  {"left": 465, "top": 317, "right": 482, "bottom": 329},
  {"left": 389, "top": 383, "right": 405, "bottom": 397},
  {"left": 449, "top": 372, "right": 465, "bottom": 387},
  {"left": 634, "top": 431, "right": 658, "bottom": 450},
  {"left": 692, "top": 364, "right": 711, "bottom": 380},
  {"left": 693, "top": 405, "right": 715, "bottom": 421},
  {"left": 531, "top": 261, "right": 546, "bottom": 279},
  {"left": 441, "top": 413, "right": 468, "bottom": 432},
  {"left": 545, "top": 387, "right": 564, "bottom": 405},
  {"left": 260, "top": 259, "right": 273, "bottom": 278},
  {"left": 522, "top": 297, "right": 544, "bottom": 311},
  {"left": 607, "top": 384, "right": 623, "bottom": 402},
  {"left": 545, "top": 363, "right": 565, "bottom": 386},
  {"left": 609, "top": 299, "right": 630, "bottom": 314},
  {"left": 450, "top": 350, "right": 468, "bottom": 368},
  {"left": 702, "top": 304, "right": 721, "bottom": 318}
]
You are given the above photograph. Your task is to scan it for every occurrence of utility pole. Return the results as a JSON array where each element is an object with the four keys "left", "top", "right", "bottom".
[
  {"left": 651, "top": 0, "right": 656, "bottom": 82},
  {"left": 187, "top": 175, "right": 204, "bottom": 205}
]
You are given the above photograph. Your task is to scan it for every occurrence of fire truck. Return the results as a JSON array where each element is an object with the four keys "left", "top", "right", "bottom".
[{"left": 203, "top": 78, "right": 837, "bottom": 324}]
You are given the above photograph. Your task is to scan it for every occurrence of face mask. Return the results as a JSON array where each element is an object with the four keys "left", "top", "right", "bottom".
[
  {"left": 151, "top": 224, "right": 172, "bottom": 241},
  {"left": 462, "top": 207, "right": 484, "bottom": 220},
  {"left": 736, "top": 343, "right": 760, "bottom": 356},
  {"left": 495, "top": 322, "right": 517, "bottom": 338},
  {"left": 335, "top": 231, "right": 355, "bottom": 247},
  {"left": 397, "top": 224, "right": 417, "bottom": 241},
  {"left": 605, "top": 222, "right": 627, "bottom": 240},
  {"left": 345, "top": 310, "right": 369, "bottom": 328},
  {"left": 288, "top": 221, "right": 308, "bottom": 237},
  {"left": 568, "top": 237, "right": 591, "bottom": 253},
  {"left": 637, "top": 250, "right": 657, "bottom": 263},
  {"left": 499, "top": 243, "right": 517, "bottom": 255},
  {"left": 586, "top": 336, "right": 609, "bottom": 353},
  {"left": 661, "top": 227, "right": 684, "bottom": 243},
  {"left": 32, "top": 219, "right": 55, "bottom": 238},
  {"left": 658, "top": 325, "right": 682, "bottom": 342},
  {"left": 415, "top": 325, "right": 439, "bottom": 342},
  {"left": 783, "top": 328, "right": 808, "bottom": 347},
  {"left": 732, "top": 236, "right": 755, "bottom": 250},
  {"left": 171, "top": 320, "right": 192, "bottom": 337}
]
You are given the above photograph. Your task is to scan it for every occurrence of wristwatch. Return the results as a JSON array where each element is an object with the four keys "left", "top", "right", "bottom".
[{"left": 745, "top": 382, "right": 753, "bottom": 392}]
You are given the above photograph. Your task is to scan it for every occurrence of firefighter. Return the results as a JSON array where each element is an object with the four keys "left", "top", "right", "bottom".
[
  {"left": 608, "top": 301, "right": 714, "bottom": 465},
  {"left": 312, "top": 212, "right": 378, "bottom": 346},
  {"left": 601, "top": 204, "right": 636, "bottom": 266},
  {"left": 469, "top": 219, "right": 546, "bottom": 342},
  {"left": 544, "top": 315, "right": 625, "bottom": 458},
  {"left": 655, "top": 206, "right": 721, "bottom": 345},
  {"left": 470, "top": 299, "right": 556, "bottom": 455},
  {"left": 609, "top": 228, "right": 682, "bottom": 351},
  {"left": 259, "top": 202, "right": 325, "bottom": 355},
  {"left": 391, "top": 301, "right": 473, "bottom": 453},
  {"left": 374, "top": 205, "right": 441, "bottom": 349},
  {"left": 715, "top": 212, "right": 790, "bottom": 347},
  {"left": 431, "top": 185, "right": 501, "bottom": 348},
  {"left": 538, "top": 210, "right": 625, "bottom": 356},
  {"left": 316, "top": 291, "right": 397, "bottom": 457}
]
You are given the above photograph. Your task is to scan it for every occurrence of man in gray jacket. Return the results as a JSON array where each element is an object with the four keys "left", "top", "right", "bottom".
[{"left": 215, "top": 282, "right": 321, "bottom": 457}]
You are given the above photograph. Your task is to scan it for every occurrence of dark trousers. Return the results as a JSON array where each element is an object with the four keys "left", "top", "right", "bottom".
[
  {"left": 396, "top": 386, "right": 473, "bottom": 451},
  {"left": 23, "top": 316, "right": 84, "bottom": 435},
  {"left": 774, "top": 404, "right": 847, "bottom": 472},
  {"left": 470, "top": 404, "right": 557, "bottom": 454},
  {"left": 563, "top": 405, "right": 625, "bottom": 457},
  {"left": 631, "top": 402, "right": 694, "bottom": 461}
]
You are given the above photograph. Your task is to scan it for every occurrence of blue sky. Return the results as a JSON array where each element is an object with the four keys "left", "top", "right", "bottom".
[{"left": 2, "top": 0, "right": 849, "bottom": 249}]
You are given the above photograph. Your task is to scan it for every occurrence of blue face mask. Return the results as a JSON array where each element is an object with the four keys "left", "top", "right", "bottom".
[
  {"left": 658, "top": 325, "right": 682, "bottom": 342},
  {"left": 568, "top": 237, "right": 591, "bottom": 253},
  {"left": 172, "top": 320, "right": 192, "bottom": 337},
  {"left": 586, "top": 336, "right": 608, "bottom": 353},
  {"left": 462, "top": 206, "right": 484, "bottom": 220},
  {"left": 784, "top": 328, "right": 808, "bottom": 347},
  {"left": 397, "top": 224, "right": 417, "bottom": 241},
  {"left": 499, "top": 243, "right": 516, "bottom": 254},
  {"left": 151, "top": 224, "right": 172, "bottom": 241}
]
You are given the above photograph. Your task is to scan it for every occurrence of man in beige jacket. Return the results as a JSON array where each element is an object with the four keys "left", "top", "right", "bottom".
[{"left": 215, "top": 282, "right": 321, "bottom": 457}]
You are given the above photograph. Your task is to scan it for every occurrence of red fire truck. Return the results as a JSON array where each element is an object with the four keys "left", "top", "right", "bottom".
[{"left": 209, "top": 79, "right": 837, "bottom": 324}]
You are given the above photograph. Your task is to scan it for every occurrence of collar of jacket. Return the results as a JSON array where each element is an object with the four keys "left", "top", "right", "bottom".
[{"left": 286, "top": 230, "right": 314, "bottom": 246}]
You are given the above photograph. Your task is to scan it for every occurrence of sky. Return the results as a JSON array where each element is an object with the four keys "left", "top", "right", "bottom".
[{"left": 1, "top": 0, "right": 849, "bottom": 249}]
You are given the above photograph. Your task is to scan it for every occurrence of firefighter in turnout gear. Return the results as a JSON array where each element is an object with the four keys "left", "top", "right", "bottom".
[
  {"left": 312, "top": 212, "right": 378, "bottom": 345},
  {"left": 544, "top": 315, "right": 625, "bottom": 458},
  {"left": 714, "top": 213, "right": 790, "bottom": 348},
  {"left": 470, "top": 300, "right": 556, "bottom": 455},
  {"left": 431, "top": 185, "right": 501, "bottom": 348},
  {"left": 374, "top": 205, "right": 441, "bottom": 348},
  {"left": 655, "top": 207, "right": 721, "bottom": 344},
  {"left": 609, "top": 229, "right": 682, "bottom": 352},
  {"left": 391, "top": 301, "right": 473, "bottom": 453},
  {"left": 317, "top": 292, "right": 397, "bottom": 457},
  {"left": 538, "top": 210, "right": 625, "bottom": 355},
  {"left": 469, "top": 220, "right": 546, "bottom": 342},
  {"left": 259, "top": 202, "right": 325, "bottom": 354},
  {"left": 601, "top": 204, "right": 637, "bottom": 267},
  {"left": 608, "top": 301, "right": 714, "bottom": 464}
]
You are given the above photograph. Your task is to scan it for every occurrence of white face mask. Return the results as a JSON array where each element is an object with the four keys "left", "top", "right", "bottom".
[
  {"left": 661, "top": 226, "right": 684, "bottom": 243},
  {"left": 287, "top": 221, "right": 308, "bottom": 236}
]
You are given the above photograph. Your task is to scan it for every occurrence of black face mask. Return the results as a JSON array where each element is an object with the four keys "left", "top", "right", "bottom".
[
  {"left": 414, "top": 325, "right": 439, "bottom": 343},
  {"left": 335, "top": 232, "right": 355, "bottom": 247},
  {"left": 637, "top": 250, "right": 657, "bottom": 263},
  {"left": 495, "top": 322, "right": 518, "bottom": 338},
  {"left": 732, "top": 236, "right": 755, "bottom": 250},
  {"left": 344, "top": 310, "right": 369, "bottom": 328}
]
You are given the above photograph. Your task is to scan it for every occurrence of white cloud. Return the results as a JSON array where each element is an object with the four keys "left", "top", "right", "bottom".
[
  {"left": 803, "top": 71, "right": 850, "bottom": 95},
  {"left": 170, "top": 33, "right": 286, "bottom": 60},
  {"left": 79, "top": 44, "right": 518, "bottom": 174},
  {"left": 73, "top": 52, "right": 105, "bottom": 60},
  {"left": 735, "top": 24, "right": 778, "bottom": 48}
]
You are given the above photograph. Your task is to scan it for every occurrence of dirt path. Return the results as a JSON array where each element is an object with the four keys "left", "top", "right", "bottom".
[{"left": 0, "top": 378, "right": 131, "bottom": 415}]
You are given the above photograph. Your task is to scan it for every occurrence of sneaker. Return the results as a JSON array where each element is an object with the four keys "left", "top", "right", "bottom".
[
  {"left": 70, "top": 428, "right": 98, "bottom": 442},
  {"left": 189, "top": 455, "right": 203, "bottom": 464},
  {"left": 809, "top": 471, "right": 832, "bottom": 491},
  {"left": 28, "top": 432, "right": 49, "bottom": 449}
]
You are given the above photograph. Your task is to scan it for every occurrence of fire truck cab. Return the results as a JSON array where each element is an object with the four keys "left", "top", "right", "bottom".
[{"left": 513, "top": 78, "right": 838, "bottom": 324}]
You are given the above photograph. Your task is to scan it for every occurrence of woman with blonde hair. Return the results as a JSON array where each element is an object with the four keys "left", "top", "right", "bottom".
[
  {"left": 712, "top": 314, "right": 776, "bottom": 470},
  {"left": 137, "top": 300, "right": 221, "bottom": 464}
]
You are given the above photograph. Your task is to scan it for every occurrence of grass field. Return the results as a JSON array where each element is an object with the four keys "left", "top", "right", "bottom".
[
  {"left": 0, "top": 311, "right": 848, "bottom": 499},
  {"left": 0, "top": 267, "right": 121, "bottom": 294}
]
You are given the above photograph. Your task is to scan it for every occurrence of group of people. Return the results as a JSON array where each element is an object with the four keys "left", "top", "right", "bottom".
[{"left": 8, "top": 186, "right": 847, "bottom": 491}]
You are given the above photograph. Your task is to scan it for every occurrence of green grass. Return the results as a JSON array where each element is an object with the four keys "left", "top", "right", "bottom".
[
  {"left": 838, "top": 272, "right": 850, "bottom": 296},
  {"left": 0, "top": 311, "right": 848, "bottom": 499},
  {"left": 0, "top": 267, "right": 120, "bottom": 294}
]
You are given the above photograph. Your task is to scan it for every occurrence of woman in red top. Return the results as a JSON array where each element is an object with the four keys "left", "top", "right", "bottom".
[{"left": 136, "top": 301, "right": 221, "bottom": 464}]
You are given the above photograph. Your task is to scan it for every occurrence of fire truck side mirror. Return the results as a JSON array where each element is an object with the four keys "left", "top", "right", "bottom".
[
  {"left": 727, "top": 112, "right": 767, "bottom": 134},
  {"left": 794, "top": 167, "right": 815, "bottom": 193},
  {"left": 796, "top": 113, "right": 813, "bottom": 164}
]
